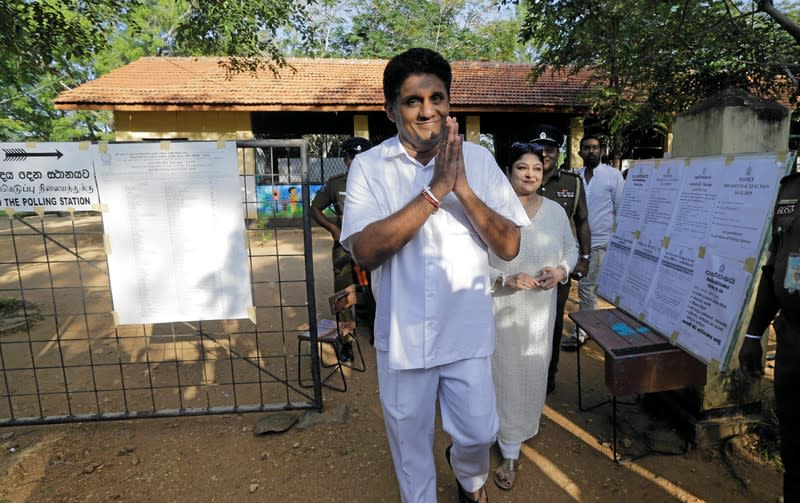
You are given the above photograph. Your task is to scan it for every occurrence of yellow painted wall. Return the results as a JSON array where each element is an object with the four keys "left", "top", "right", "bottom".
[
  {"left": 354, "top": 115, "right": 369, "bottom": 139},
  {"left": 113, "top": 111, "right": 253, "bottom": 141}
]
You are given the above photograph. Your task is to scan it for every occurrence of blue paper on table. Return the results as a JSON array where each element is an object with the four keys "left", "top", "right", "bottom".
[
  {"left": 611, "top": 322, "right": 651, "bottom": 337},
  {"left": 612, "top": 322, "right": 635, "bottom": 337}
]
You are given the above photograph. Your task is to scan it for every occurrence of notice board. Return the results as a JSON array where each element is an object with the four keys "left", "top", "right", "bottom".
[
  {"left": 597, "top": 152, "right": 796, "bottom": 370},
  {"left": 95, "top": 141, "right": 253, "bottom": 325}
]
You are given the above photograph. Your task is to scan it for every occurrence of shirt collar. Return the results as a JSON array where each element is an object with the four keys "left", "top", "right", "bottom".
[
  {"left": 543, "top": 168, "right": 561, "bottom": 185},
  {"left": 383, "top": 136, "right": 408, "bottom": 159},
  {"left": 382, "top": 135, "right": 435, "bottom": 167}
]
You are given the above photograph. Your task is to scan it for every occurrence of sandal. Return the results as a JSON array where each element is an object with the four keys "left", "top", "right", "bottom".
[
  {"left": 560, "top": 333, "right": 589, "bottom": 351},
  {"left": 445, "top": 444, "right": 490, "bottom": 503},
  {"left": 493, "top": 458, "right": 518, "bottom": 490}
]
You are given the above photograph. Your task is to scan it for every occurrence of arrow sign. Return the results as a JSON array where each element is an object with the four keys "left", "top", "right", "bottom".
[{"left": 3, "top": 148, "right": 64, "bottom": 161}]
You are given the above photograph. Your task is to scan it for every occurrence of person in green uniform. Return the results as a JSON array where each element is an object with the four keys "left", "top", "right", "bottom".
[
  {"left": 310, "top": 137, "right": 373, "bottom": 361},
  {"left": 530, "top": 125, "right": 592, "bottom": 393},
  {"left": 739, "top": 171, "right": 800, "bottom": 503}
]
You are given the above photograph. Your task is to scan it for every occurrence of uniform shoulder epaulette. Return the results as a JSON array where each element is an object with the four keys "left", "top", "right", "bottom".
[
  {"left": 558, "top": 169, "right": 580, "bottom": 178},
  {"left": 780, "top": 171, "right": 800, "bottom": 184}
]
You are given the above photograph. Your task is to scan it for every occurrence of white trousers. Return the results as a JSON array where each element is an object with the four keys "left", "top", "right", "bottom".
[{"left": 377, "top": 350, "right": 499, "bottom": 503}]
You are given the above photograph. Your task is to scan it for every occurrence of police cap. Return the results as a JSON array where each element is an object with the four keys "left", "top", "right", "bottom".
[
  {"left": 340, "top": 137, "right": 373, "bottom": 157},
  {"left": 530, "top": 124, "right": 565, "bottom": 148}
]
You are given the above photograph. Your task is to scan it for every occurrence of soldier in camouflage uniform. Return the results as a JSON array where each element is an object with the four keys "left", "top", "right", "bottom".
[
  {"left": 310, "top": 137, "right": 373, "bottom": 361},
  {"left": 531, "top": 125, "right": 592, "bottom": 394}
]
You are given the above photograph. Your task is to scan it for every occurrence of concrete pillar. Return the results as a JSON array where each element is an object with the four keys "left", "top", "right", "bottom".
[
  {"left": 672, "top": 88, "right": 790, "bottom": 158},
  {"left": 568, "top": 117, "right": 584, "bottom": 170},
  {"left": 466, "top": 116, "right": 481, "bottom": 145},
  {"left": 669, "top": 88, "right": 790, "bottom": 442},
  {"left": 353, "top": 115, "right": 369, "bottom": 139}
]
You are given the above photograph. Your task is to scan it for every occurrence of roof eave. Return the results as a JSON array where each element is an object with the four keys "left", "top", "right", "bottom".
[{"left": 54, "top": 102, "right": 592, "bottom": 114}]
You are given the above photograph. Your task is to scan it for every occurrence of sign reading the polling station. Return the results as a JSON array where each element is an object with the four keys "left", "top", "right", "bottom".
[{"left": 0, "top": 142, "right": 100, "bottom": 212}]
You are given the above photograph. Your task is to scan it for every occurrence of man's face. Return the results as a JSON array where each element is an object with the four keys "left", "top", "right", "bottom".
[
  {"left": 385, "top": 73, "right": 450, "bottom": 158},
  {"left": 580, "top": 138, "right": 602, "bottom": 169},
  {"left": 534, "top": 142, "right": 559, "bottom": 172}
]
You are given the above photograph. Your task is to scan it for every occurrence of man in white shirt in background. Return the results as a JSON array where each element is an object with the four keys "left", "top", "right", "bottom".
[
  {"left": 340, "top": 48, "right": 529, "bottom": 503},
  {"left": 562, "top": 134, "right": 625, "bottom": 350}
]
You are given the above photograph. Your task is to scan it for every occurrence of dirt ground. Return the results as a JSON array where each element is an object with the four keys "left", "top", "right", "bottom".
[{"left": 0, "top": 229, "right": 785, "bottom": 503}]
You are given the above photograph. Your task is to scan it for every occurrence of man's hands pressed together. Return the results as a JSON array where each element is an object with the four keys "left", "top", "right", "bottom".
[{"left": 429, "top": 116, "right": 469, "bottom": 202}]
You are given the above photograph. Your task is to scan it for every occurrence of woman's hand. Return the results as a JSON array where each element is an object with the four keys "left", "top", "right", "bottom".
[
  {"left": 505, "top": 272, "right": 541, "bottom": 290},
  {"left": 536, "top": 267, "right": 565, "bottom": 290}
]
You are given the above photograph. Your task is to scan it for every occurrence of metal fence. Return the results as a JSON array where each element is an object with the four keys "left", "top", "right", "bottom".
[{"left": 0, "top": 139, "right": 330, "bottom": 426}]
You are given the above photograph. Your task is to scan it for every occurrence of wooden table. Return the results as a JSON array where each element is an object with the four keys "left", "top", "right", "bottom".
[{"left": 568, "top": 308, "right": 707, "bottom": 462}]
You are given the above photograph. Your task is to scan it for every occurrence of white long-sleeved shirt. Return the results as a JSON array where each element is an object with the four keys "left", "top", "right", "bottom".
[
  {"left": 578, "top": 163, "right": 625, "bottom": 249},
  {"left": 340, "top": 136, "right": 530, "bottom": 370}
]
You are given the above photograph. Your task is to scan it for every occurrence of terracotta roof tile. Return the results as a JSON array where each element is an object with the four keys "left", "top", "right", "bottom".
[{"left": 54, "top": 57, "right": 594, "bottom": 112}]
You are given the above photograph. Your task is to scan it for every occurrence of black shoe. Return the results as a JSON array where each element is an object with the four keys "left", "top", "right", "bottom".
[
  {"left": 446, "top": 445, "right": 487, "bottom": 503},
  {"left": 340, "top": 342, "right": 354, "bottom": 362}
]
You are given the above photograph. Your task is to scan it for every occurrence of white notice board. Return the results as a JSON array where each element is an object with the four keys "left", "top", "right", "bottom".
[
  {"left": 1, "top": 142, "right": 100, "bottom": 212},
  {"left": 96, "top": 141, "right": 253, "bottom": 325},
  {"left": 597, "top": 152, "right": 796, "bottom": 370}
]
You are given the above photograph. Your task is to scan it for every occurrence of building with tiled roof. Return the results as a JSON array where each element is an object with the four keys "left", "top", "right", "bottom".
[
  {"left": 54, "top": 56, "right": 597, "bottom": 166},
  {"left": 55, "top": 57, "right": 592, "bottom": 112}
]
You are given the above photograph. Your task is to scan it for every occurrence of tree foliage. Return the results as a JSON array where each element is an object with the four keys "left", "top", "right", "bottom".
[
  {"left": 174, "top": 0, "right": 313, "bottom": 75},
  {"left": 0, "top": 0, "right": 316, "bottom": 141},
  {"left": 0, "top": 0, "right": 136, "bottom": 140},
  {"left": 515, "top": 0, "right": 799, "bottom": 162},
  {"left": 289, "top": 0, "right": 529, "bottom": 62}
]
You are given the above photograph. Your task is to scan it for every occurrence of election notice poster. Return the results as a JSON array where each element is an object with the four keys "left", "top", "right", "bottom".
[
  {"left": 1, "top": 142, "right": 100, "bottom": 212},
  {"left": 95, "top": 141, "right": 253, "bottom": 325},
  {"left": 597, "top": 152, "right": 795, "bottom": 370}
]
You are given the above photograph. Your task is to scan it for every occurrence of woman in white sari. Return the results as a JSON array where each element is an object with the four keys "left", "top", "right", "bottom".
[{"left": 490, "top": 142, "right": 578, "bottom": 490}]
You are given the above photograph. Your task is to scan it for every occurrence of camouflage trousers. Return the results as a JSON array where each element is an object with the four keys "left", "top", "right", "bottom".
[{"left": 332, "top": 242, "right": 356, "bottom": 344}]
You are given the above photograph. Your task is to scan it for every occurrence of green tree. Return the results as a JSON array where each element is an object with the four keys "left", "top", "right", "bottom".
[
  {"left": 174, "top": 0, "right": 313, "bottom": 75},
  {"left": 95, "top": 0, "right": 191, "bottom": 75},
  {"left": 0, "top": 0, "right": 136, "bottom": 140},
  {"left": 324, "top": 0, "right": 526, "bottom": 61},
  {"left": 515, "top": 0, "right": 799, "bottom": 164},
  {"left": 1, "top": 0, "right": 314, "bottom": 140}
]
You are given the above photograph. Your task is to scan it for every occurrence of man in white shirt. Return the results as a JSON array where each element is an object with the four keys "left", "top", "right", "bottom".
[
  {"left": 340, "top": 48, "right": 529, "bottom": 503},
  {"left": 562, "top": 135, "right": 625, "bottom": 350}
]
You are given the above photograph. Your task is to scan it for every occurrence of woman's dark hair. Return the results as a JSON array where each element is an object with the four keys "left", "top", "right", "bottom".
[
  {"left": 383, "top": 48, "right": 452, "bottom": 104},
  {"left": 499, "top": 141, "right": 545, "bottom": 174}
]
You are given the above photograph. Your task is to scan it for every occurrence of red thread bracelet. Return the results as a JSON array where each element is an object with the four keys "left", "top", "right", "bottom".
[{"left": 421, "top": 188, "right": 440, "bottom": 212}]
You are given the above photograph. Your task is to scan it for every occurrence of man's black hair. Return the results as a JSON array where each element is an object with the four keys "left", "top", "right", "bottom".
[
  {"left": 383, "top": 48, "right": 452, "bottom": 104},
  {"left": 580, "top": 134, "right": 603, "bottom": 149}
]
